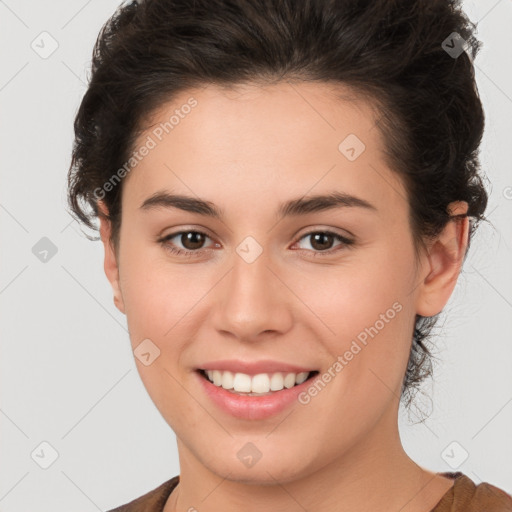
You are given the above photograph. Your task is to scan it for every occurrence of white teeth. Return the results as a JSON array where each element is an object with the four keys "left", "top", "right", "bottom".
[
  {"left": 251, "top": 373, "right": 270, "bottom": 393},
  {"left": 233, "top": 372, "right": 252, "bottom": 392},
  {"left": 202, "top": 370, "right": 312, "bottom": 393},
  {"left": 270, "top": 372, "right": 284, "bottom": 391},
  {"left": 284, "top": 373, "right": 296, "bottom": 389},
  {"left": 221, "top": 371, "right": 234, "bottom": 390},
  {"left": 295, "top": 371, "right": 309, "bottom": 385},
  {"left": 212, "top": 370, "right": 222, "bottom": 386}
]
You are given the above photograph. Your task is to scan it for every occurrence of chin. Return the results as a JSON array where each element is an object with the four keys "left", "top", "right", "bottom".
[{"left": 200, "top": 445, "right": 314, "bottom": 485}]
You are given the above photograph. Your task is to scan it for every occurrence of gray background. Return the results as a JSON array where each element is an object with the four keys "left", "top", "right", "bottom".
[{"left": 1, "top": 0, "right": 511, "bottom": 510}]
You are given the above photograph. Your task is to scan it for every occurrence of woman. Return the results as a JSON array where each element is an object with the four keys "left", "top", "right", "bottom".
[{"left": 67, "top": 0, "right": 512, "bottom": 510}]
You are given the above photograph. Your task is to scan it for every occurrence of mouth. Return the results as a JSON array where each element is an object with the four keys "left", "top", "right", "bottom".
[{"left": 196, "top": 368, "right": 320, "bottom": 396}]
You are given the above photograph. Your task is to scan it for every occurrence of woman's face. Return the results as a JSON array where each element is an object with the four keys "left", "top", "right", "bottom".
[{"left": 102, "top": 81, "right": 432, "bottom": 483}]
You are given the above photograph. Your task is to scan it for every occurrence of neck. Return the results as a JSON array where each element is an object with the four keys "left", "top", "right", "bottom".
[{"left": 164, "top": 405, "right": 453, "bottom": 512}]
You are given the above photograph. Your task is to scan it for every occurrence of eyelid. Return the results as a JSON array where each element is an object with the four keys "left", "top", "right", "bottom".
[
  {"left": 158, "top": 224, "right": 216, "bottom": 239},
  {"left": 295, "top": 225, "right": 354, "bottom": 241}
]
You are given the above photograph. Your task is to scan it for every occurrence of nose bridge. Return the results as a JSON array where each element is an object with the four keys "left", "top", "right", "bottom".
[
  {"left": 232, "top": 238, "right": 272, "bottom": 299},
  {"left": 212, "top": 235, "right": 292, "bottom": 339},
  {"left": 230, "top": 236, "right": 276, "bottom": 311}
]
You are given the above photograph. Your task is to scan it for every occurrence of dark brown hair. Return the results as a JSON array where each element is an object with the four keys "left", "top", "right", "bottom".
[{"left": 67, "top": 0, "right": 488, "bottom": 415}]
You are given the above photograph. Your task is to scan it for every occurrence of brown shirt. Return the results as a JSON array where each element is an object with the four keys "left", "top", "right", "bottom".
[{"left": 107, "top": 471, "right": 512, "bottom": 511}]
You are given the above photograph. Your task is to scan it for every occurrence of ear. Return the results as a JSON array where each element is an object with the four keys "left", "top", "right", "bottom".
[
  {"left": 98, "top": 201, "right": 125, "bottom": 315},
  {"left": 415, "top": 201, "right": 469, "bottom": 317}
]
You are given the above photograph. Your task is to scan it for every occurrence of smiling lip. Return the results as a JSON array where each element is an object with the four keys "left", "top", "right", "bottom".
[
  {"left": 197, "top": 359, "right": 316, "bottom": 376},
  {"left": 195, "top": 368, "right": 320, "bottom": 420}
]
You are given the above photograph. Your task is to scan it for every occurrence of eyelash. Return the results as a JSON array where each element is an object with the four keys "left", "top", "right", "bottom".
[{"left": 157, "top": 229, "right": 354, "bottom": 258}]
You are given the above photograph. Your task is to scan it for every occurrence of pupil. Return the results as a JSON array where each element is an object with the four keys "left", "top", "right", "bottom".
[
  {"left": 183, "top": 232, "right": 204, "bottom": 250},
  {"left": 311, "top": 233, "right": 332, "bottom": 251}
]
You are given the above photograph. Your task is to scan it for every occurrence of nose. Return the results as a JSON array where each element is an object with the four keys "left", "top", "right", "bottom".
[{"left": 211, "top": 243, "right": 294, "bottom": 342}]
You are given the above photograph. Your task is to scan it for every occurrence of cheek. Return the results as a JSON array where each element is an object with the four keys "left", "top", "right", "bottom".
[
  {"left": 118, "top": 250, "right": 201, "bottom": 420},
  {"left": 314, "top": 243, "right": 416, "bottom": 390},
  {"left": 319, "top": 245, "right": 414, "bottom": 332},
  {"left": 119, "top": 244, "right": 198, "bottom": 338}
]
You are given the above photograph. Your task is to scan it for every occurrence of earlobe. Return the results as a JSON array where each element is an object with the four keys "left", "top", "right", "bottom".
[
  {"left": 98, "top": 201, "right": 126, "bottom": 315},
  {"left": 415, "top": 201, "right": 469, "bottom": 317}
]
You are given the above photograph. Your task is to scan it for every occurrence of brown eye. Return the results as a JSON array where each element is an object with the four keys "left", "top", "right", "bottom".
[
  {"left": 178, "top": 231, "right": 207, "bottom": 250},
  {"left": 308, "top": 232, "right": 336, "bottom": 251},
  {"left": 294, "top": 230, "right": 354, "bottom": 256},
  {"left": 159, "top": 230, "right": 215, "bottom": 257}
]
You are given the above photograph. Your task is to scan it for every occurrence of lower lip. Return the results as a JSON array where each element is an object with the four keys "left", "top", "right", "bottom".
[{"left": 196, "top": 370, "right": 318, "bottom": 420}]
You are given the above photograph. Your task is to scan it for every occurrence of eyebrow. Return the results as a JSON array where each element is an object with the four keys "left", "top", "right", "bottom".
[{"left": 140, "top": 190, "right": 377, "bottom": 219}]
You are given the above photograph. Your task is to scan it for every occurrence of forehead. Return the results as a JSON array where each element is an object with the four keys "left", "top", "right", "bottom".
[
  {"left": 139, "top": 80, "right": 382, "bottom": 152},
  {"left": 123, "top": 81, "right": 407, "bottom": 217}
]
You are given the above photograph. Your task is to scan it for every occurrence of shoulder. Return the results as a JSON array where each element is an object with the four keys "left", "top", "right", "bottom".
[
  {"left": 432, "top": 472, "right": 512, "bottom": 512},
  {"left": 105, "top": 475, "right": 179, "bottom": 512}
]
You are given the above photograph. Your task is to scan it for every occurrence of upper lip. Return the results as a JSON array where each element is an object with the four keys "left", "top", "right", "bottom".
[{"left": 197, "top": 359, "right": 317, "bottom": 376}]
